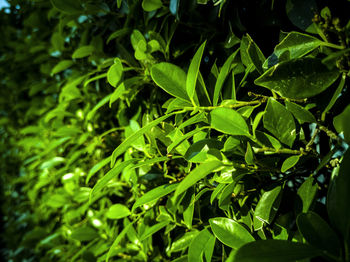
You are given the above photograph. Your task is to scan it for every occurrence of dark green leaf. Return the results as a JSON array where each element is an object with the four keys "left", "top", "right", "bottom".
[
  {"left": 247, "top": 34, "right": 266, "bottom": 74},
  {"left": 151, "top": 63, "right": 189, "bottom": 101},
  {"left": 51, "top": 60, "right": 74, "bottom": 75},
  {"left": 72, "top": 45, "right": 94, "bottom": 59},
  {"left": 285, "top": 101, "right": 316, "bottom": 124},
  {"left": 263, "top": 98, "right": 296, "bottom": 147},
  {"left": 71, "top": 227, "right": 99, "bottom": 242},
  {"left": 255, "top": 58, "right": 340, "bottom": 99},
  {"left": 295, "top": 176, "right": 318, "bottom": 214},
  {"left": 139, "top": 221, "right": 169, "bottom": 241},
  {"left": 297, "top": 212, "right": 341, "bottom": 256},
  {"left": 233, "top": 240, "right": 321, "bottom": 262},
  {"left": 333, "top": 104, "right": 350, "bottom": 143},
  {"left": 50, "top": 0, "right": 83, "bottom": 14}
]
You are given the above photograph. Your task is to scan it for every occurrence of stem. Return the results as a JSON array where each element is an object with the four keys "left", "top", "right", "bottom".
[
  {"left": 321, "top": 41, "right": 345, "bottom": 50},
  {"left": 253, "top": 147, "right": 305, "bottom": 155},
  {"left": 182, "top": 100, "right": 263, "bottom": 111}
]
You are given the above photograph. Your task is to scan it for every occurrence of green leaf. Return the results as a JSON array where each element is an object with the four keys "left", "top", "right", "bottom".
[
  {"left": 151, "top": 63, "right": 189, "bottom": 101},
  {"left": 186, "top": 41, "right": 206, "bottom": 104},
  {"left": 167, "top": 127, "right": 207, "bottom": 155},
  {"left": 327, "top": 150, "right": 350, "bottom": 238},
  {"left": 106, "top": 204, "right": 131, "bottom": 219},
  {"left": 70, "top": 227, "right": 98, "bottom": 242},
  {"left": 286, "top": 0, "right": 318, "bottom": 33},
  {"left": 188, "top": 228, "right": 215, "bottom": 262},
  {"left": 111, "top": 113, "right": 175, "bottom": 167},
  {"left": 86, "top": 94, "right": 112, "bottom": 121},
  {"left": 255, "top": 58, "right": 340, "bottom": 99},
  {"left": 297, "top": 212, "right": 341, "bottom": 256},
  {"left": 72, "top": 45, "right": 94, "bottom": 59},
  {"left": 169, "top": 231, "right": 199, "bottom": 253},
  {"left": 86, "top": 156, "right": 111, "bottom": 184},
  {"left": 244, "top": 142, "right": 254, "bottom": 165},
  {"left": 50, "top": 0, "right": 83, "bottom": 14},
  {"left": 132, "top": 183, "right": 178, "bottom": 211},
  {"left": 142, "top": 0, "right": 162, "bottom": 12},
  {"left": 247, "top": 34, "right": 266, "bottom": 74},
  {"left": 183, "top": 188, "right": 195, "bottom": 229},
  {"left": 184, "top": 139, "right": 223, "bottom": 163},
  {"left": 263, "top": 32, "right": 323, "bottom": 69},
  {"left": 106, "top": 221, "right": 135, "bottom": 262},
  {"left": 233, "top": 240, "right": 321, "bottom": 262},
  {"left": 253, "top": 186, "right": 282, "bottom": 230},
  {"left": 107, "top": 58, "right": 123, "bottom": 87},
  {"left": 333, "top": 104, "right": 350, "bottom": 143},
  {"left": 281, "top": 155, "right": 300, "bottom": 172},
  {"left": 263, "top": 98, "right": 296, "bottom": 147},
  {"left": 51, "top": 60, "right": 73, "bottom": 75},
  {"left": 210, "top": 108, "right": 251, "bottom": 137},
  {"left": 209, "top": 217, "right": 254, "bottom": 249},
  {"left": 213, "top": 50, "right": 239, "bottom": 106},
  {"left": 295, "top": 176, "right": 318, "bottom": 214},
  {"left": 174, "top": 161, "right": 223, "bottom": 198},
  {"left": 107, "top": 28, "right": 131, "bottom": 44},
  {"left": 90, "top": 159, "right": 138, "bottom": 201},
  {"left": 285, "top": 101, "right": 316, "bottom": 124},
  {"left": 139, "top": 221, "right": 169, "bottom": 241}
]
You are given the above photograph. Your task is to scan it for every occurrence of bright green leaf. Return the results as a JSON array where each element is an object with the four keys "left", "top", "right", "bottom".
[
  {"left": 72, "top": 45, "right": 94, "bottom": 59},
  {"left": 51, "top": 60, "right": 73, "bottom": 75},
  {"left": 188, "top": 228, "right": 215, "bottom": 262},
  {"left": 107, "top": 59, "right": 123, "bottom": 87},
  {"left": 139, "top": 221, "right": 169, "bottom": 241},
  {"left": 281, "top": 155, "right": 300, "bottom": 172},
  {"left": 142, "top": 0, "right": 162, "bottom": 12},
  {"left": 106, "top": 204, "right": 131, "bottom": 219}
]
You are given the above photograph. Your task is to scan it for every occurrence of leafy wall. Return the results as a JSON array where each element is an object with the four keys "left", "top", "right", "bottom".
[{"left": 1, "top": 0, "right": 350, "bottom": 261}]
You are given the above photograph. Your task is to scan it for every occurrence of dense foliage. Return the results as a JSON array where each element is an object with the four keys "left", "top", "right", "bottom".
[{"left": 1, "top": 0, "right": 350, "bottom": 261}]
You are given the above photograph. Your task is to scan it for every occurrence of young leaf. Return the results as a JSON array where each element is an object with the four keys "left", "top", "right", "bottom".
[
  {"left": 281, "top": 155, "right": 300, "bottom": 172},
  {"left": 186, "top": 41, "right": 206, "bottom": 104},
  {"left": 297, "top": 212, "right": 341, "bottom": 256},
  {"left": 209, "top": 217, "right": 254, "bottom": 249},
  {"left": 132, "top": 183, "right": 178, "bottom": 211},
  {"left": 107, "top": 58, "right": 123, "bottom": 87},
  {"left": 263, "top": 98, "right": 296, "bottom": 147},
  {"left": 111, "top": 112, "right": 176, "bottom": 167},
  {"left": 106, "top": 204, "right": 131, "bottom": 219},
  {"left": 72, "top": 45, "right": 94, "bottom": 59},
  {"left": 210, "top": 108, "right": 251, "bottom": 137},
  {"left": 213, "top": 50, "right": 239, "bottom": 106},
  {"left": 151, "top": 62, "right": 190, "bottom": 101},
  {"left": 253, "top": 186, "right": 282, "bottom": 230},
  {"left": 233, "top": 240, "right": 321, "bottom": 262},
  {"left": 174, "top": 161, "right": 223, "bottom": 198},
  {"left": 255, "top": 58, "right": 340, "bottom": 99}
]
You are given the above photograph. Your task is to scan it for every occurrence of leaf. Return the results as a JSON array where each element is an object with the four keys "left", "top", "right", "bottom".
[
  {"left": 142, "top": 0, "right": 162, "bottom": 12},
  {"left": 51, "top": 60, "right": 73, "bottom": 75},
  {"left": 233, "top": 240, "right": 321, "bottom": 262},
  {"left": 72, "top": 45, "right": 94, "bottom": 59},
  {"left": 184, "top": 139, "right": 223, "bottom": 163},
  {"left": 247, "top": 34, "right": 266, "bottom": 74},
  {"left": 255, "top": 58, "right": 340, "bottom": 99},
  {"left": 174, "top": 161, "right": 223, "bottom": 198},
  {"left": 210, "top": 108, "right": 251, "bottom": 137},
  {"left": 106, "top": 204, "right": 131, "bottom": 219},
  {"left": 86, "top": 94, "right": 112, "bottom": 121},
  {"left": 244, "top": 142, "right": 254, "bottom": 165},
  {"left": 107, "top": 28, "right": 131, "bottom": 44},
  {"left": 281, "top": 155, "right": 300, "bottom": 172},
  {"left": 286, "top": 0, "right": 318, "bottom": 33},
  {"left": 90, "top": 159, "right": 138, "bottom": 201},
  {"left": 253, "top": 186, "right": 282, "bottom": 230},
  {"left": 327, "top": 150, "right": 350, "bottom": 238},
  {"left": 169, "top": 231, "right": 199, "bottom": 253},
  {"left": 70, "top": 227, "right": 98, "bottom": 242},
  {"left": 285, "top": 101, "right": 316, "bottom": 124},
  {"left": 209, "top": 217, "right": 254, "bottom": 249},
  {"left": 86, "top": 156, "right": 111, "bottom": 184},
  {"left": 106, "top": 221, "right": 135, "bottom": 262},
  {"left": 107, "top": 58, "right": 123, "bottom": 87},
  {"left": 295, "top": 176, "right": 318, "bottom": 214},
  {"left": 297, "top": 212, "right": 341, "bottom": 256},
  {"left": 263, "top": 98, "right": 296, "bottom": 147},
  {"left": 333, "top": 104, "right": 350, "bottom": 143},
  {"left": 263, "top": 32, "right": 323, "bottom": 69},
  {"left": 183, "top": 188, "right": 195, "bottom": 229},
  {"left": 188, "top": 228, "right": 215, "bottom": 262},
  {"left": 151, "top": 63, "right": 189, "bottom": 101},
  {"left": 139, "top": 221, "right": 169, "bottom": 241},
  {"left": 111, "top": 112, "right": 176, "bottom": 167},
  {"left": 132, "top": 183, "right": 178, "bottom": 211},
  {"left": 213, "top": 50, "right": 239, "bottom": 106},
  {"left": 186, "top": 41, "right": 206, "bottom": 104},
  {"left": 167, "top": 127, "right": 207, "bottom": 155},
  {"left": 50, "top": 0, "right": 83, "bottom": 14}
]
